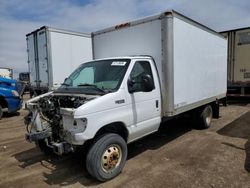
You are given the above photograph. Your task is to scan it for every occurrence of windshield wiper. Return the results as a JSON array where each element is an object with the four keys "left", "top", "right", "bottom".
[
  {"left": 61, "top": 83, "right": 70, "bottom": 86},
  {"left": 61, "top": 77, "right": 72, "bottom": 87},
  {"left": 77, "top": 83, "right": 106, "bottom": 93}
]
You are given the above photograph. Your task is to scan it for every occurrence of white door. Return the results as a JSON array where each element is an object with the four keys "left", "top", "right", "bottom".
[
  {"left": 37, "top": 29, "right": 49, "bottom": 87},
  {"left": 27, "top": 34, "right": 37, "bottom": 87},
  {"left": 128, "top": 60, "right": 161, "bottom": 138}
]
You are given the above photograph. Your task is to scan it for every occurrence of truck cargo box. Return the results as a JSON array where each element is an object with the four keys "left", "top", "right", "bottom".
[
  {"left": 93, "top": 10, "right": 227, "bottom": 116},
  {"left": 25, "top": 10, "right": 228, "bottom": 181},
  {"left": 221, "top": 27, "right": 250, "bottom": 96},
  {"left": 26, "top": 26, "right": 93, "bottom": 93}
]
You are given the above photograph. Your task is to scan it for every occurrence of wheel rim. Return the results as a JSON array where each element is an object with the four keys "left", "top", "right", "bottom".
[
  {"left": 101, "top": 144, "right": 122, "bottom": 173},
  {"left": 205, "top": 107, "right": 212, "bottom": 125}
]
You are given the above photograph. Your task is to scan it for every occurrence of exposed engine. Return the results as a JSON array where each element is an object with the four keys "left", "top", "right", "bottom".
[
  {"left": 37, "top": 95, "right": 89, "bottom": 141},
  {"left": 38, "top": 94, "right": 87, "bottom": 123},
  {"left": 25, "top": 93, "right": 95, "bottom": 152}
]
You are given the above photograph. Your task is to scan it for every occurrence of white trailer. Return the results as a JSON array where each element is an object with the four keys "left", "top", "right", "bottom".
[
  {"left": 26, "top": 26, "right": 93, "bottom": 95},
  {"left": 221, "top": 27, "right": 250, "bottom": 96},
  {"left": 0, "top": 67, "right": 13, "bottom": 79},
  {"left": 25, "top": 10, "right": 227, "bottom": 181}
]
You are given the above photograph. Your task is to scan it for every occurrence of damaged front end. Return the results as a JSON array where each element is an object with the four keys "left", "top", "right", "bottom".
[{"left": 24, "top": 92, "right": 96, "bottom": 155}]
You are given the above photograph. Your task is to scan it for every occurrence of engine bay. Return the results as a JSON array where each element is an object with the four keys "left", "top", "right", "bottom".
[
  {"left": 38, "top": 94, "right": 89, "bottom": 119},
  {"left": 25, "top": 93, "right": 96, "bottom": 148}
]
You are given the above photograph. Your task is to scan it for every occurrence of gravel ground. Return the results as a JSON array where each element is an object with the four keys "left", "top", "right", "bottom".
[{"left": 0, "top": 97, "right": 250, "bottom": 188}]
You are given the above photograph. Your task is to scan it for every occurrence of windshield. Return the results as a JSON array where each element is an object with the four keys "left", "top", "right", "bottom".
[{"left": 58, "top": 59, "right": 130, "bottom": 95}]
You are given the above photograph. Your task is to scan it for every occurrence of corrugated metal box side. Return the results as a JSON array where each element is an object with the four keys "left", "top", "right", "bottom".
[{"left": 26, "top": 32, "right": 37, "bottom": 88}]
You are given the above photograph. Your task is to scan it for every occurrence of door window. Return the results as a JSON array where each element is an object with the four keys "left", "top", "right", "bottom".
[{"left": 129, "top": 61, "right": 154, "bottom": 92}]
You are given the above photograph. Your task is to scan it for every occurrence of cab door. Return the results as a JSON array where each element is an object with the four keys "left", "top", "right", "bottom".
[{"left": 127, "top": 60, "right": 161, "bottom": 141}]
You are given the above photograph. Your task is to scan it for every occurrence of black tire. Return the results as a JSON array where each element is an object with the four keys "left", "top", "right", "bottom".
[
  {"left": 36, "top": 139, "right": 53, "bottom": 155},
  {"left": 29, "top": 91, "right": 34, "bottom": 98},
  {"left": 199, "top": 105, "right": 213, "bottom": 129},
  {"left": 0, "top": 104, "right": 3, "bottom": 120},
  {"left": 86, "top": 133, "right": 127, "bottom": 182}
]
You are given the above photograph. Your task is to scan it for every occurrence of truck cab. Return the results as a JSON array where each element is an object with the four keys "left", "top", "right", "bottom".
[
  {"left": 0, "top": 77, "right": 22, "bottom": 119},
  {"left": 25, "top": 56, "right": 161, "bottom": 180},
  {"left": 19, "top": 72, "right": 30, "bottom": 92}
]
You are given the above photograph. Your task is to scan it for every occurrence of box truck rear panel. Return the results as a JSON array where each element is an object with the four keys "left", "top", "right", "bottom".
[
  {"left": 27, "top": 34, "right": 37, "bottom": 88},
  {"left": 37, "top": 29, "right": 49, "bottom": 88},
  {"left": 26, "top": 27, "right": 93, "bottom": 92},
  {"left": 234, "top": 29, "right": 250, "bottom": 83},
  {"left": 221, "top": 28, "right": 250, "bottom": 96},
  {"left": 172, "top": 17, "right": 227, "bottom": 114},
  {"left": 50, "top": 31, "right": 93, "bottom": 87},
  {"left": 93, "top": 11, "right": 227, "bottom": 117}
]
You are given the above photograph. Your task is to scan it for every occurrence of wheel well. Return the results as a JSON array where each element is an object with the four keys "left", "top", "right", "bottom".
[
  {"left": 94, "top": 122, "right": 129, "bottom": 142},
  {"left": 211, "top": 101, "right": 220, "bottom": 119},
  {"left": 0, "top": 96, "right": 7, "bottom": 109}
]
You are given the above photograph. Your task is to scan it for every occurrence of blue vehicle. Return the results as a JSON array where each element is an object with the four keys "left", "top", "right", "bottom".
[{"left": 0, "top": 77, "right": 23, "bottom": 119}]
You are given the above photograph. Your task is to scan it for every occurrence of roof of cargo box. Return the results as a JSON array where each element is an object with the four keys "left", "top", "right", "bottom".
[
  {"left": 26, "top": 26, "right": 91, "bottom": 38},
  {"left": 92, "top": 10, "right": 224, "bottom": 39},
  {"left": 94, "top": 55, "right": 153, "bottom": 61},
  {"left": 220, "top": 27, "right": 250, "bottom": 33}
]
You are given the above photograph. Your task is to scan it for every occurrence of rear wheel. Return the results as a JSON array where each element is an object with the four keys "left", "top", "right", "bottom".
[
  {"left": 199, "top": 105, "right": 213, "bottom": 129},
  {"left": 86, "top": 133, "right": 127, "bottom": 182}
]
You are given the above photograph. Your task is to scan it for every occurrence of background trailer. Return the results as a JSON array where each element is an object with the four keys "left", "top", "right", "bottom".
[
  {"left": 221, "top": 27, "right": 250, "bottom": 97},
  {"left": 26, "top": 26, "right": 93, "bottom": 95}
]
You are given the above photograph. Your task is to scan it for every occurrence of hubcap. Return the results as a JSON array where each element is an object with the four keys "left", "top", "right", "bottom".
[
  {"left": 205, "top": 107, "right": 212, "bottom": 125},
  {"left": 101, "top": 145, "right": 122, "bottom": 172}
]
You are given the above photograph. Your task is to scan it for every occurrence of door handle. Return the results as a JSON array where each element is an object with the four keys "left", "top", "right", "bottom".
[{"left": 156, "top": 100, "right": 159, "bottom": 108}]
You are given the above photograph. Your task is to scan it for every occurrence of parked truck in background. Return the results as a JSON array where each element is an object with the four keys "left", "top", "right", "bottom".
[
  {"left": 25, "top": 10, "right": 227, "bottom": 181},
  {"left": 221, "top": 27, "right": 250, "bottom": 97},
  {"left": 0, "top": 77, "right": 23, "bottom": 119},
  {"left": 0, "top": 67, "right": 13, "bottom": 79},
  {"left": 26, "top": 26, "right": 93, "bottom": 96},
  {"left": 19, "top": 72, "right": 30, "bottom": 93}
]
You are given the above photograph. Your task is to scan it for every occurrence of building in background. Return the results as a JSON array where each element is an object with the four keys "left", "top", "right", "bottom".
[{"left": 0, "top": 67, "right": 13, "bottom": 79}]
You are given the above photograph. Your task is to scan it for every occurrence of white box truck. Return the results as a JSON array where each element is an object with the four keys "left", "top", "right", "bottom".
[
  {"left": 0, "top": 67, "right": 13, "bottom": 79},
  {"left": 26, "top": 26, "right": 93, "bottom": 96},
  {"left": 25, "top": 10, "right": 227, "bottom": 181},
  {"left": 221, "top": 27, "right": 250, "bottom": 96}
]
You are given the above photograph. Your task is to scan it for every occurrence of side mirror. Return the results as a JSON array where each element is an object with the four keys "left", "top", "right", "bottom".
[
  {"left": 141, "top": 74, "right": 154, "bottom": 92},
  {"left": 127, "top": 74, "right": 154, "bottom": 93}
]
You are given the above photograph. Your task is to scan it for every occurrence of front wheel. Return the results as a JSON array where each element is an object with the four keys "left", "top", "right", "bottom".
[{"left": 86, "top": 133, "right": 127, "bottom": 182}]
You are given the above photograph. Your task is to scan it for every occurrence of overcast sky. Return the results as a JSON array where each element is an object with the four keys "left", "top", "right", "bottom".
[{"left": 0, "top": 0, "right": 250, "bottom": 78}]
